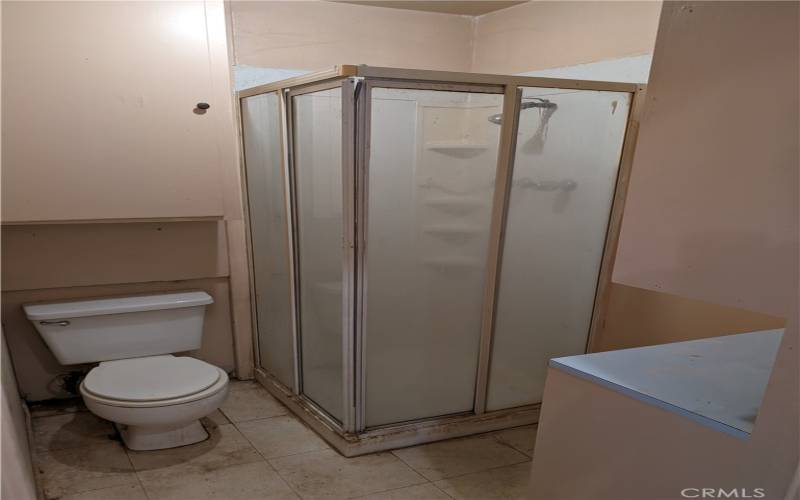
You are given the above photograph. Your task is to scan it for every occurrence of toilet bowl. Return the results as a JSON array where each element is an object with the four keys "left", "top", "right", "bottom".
[
  {"left": 24, "top": 291, "right": 228, "bottom": 451},
  {"left": 79, "top": 355, "right": 229, "bottom": 450}
]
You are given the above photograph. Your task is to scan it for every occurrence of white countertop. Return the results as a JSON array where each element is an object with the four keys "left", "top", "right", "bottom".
[{"left": 550, "top": 329, "right": 784, "bottom": 439}]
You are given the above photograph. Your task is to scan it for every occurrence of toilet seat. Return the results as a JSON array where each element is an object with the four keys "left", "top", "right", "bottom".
[{"left": 81, "top": 355, "right": 228, "bottom": 408}]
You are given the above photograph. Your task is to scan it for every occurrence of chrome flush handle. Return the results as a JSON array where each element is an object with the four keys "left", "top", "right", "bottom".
[{"left": 39, "top": 320, "right": 70, "bottom": 326}]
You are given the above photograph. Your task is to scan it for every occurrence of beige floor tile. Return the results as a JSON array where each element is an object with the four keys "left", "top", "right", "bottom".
[
  {"left": 35, "top": 441, "right": 137, "bottom": 499},
  {"left": 128, "top": 423, "right": 262, "bottom": 474},
  {"left": 227, "top": 380, "right": 262, "bottom": 392},
  {"left": 355, "top": 483, "right": 451, "bottom": 500},
  {"left": 492, "top": 425, "right": 538, "bottom": 457},
  {"left": 221, "top": 384, "right": 288, "bottom": 423},
  {"left": 59, "top": 483, "right": 148, "bottom": 500},
  {"left": 32, "top": 412, "right": 116, "bottom": 453},
  {"left": 205, "top": 408, "right": 231, "bottom": 426},
  {"left": 236, "top": 415, "right": 329, "bottom": 459},
  {"left": 30, "top": 398, "right": 88, "bottom": 419},
  {"left": 270, "top": 449, "right": 426, "bottom": 500},
  {"left": 139, "top": 460, "right": 299, "bottom": 500},
  {"left": 392, "top": 435, "right": 529, "bottom": 481},
  {"left": 434, "top": 462, "right": 531, "bottom": 500}
]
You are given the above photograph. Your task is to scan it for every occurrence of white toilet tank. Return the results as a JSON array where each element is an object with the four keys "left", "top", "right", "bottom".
[{"left": 23, "top": 291, "right": 214, "bottom": 365}]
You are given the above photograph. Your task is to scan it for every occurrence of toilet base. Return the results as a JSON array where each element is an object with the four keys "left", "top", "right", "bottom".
[{"left": 116, "top": 420, "right": 209, "bottom": 451}]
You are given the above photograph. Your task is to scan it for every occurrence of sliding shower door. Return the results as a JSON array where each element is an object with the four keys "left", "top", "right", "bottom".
[
  {"left": 241, "top": 92, "right": 295, "bottom": 390},
  {"left": 486, "top": 87, "right": 631, "bottom": 410},
  {"left": 363, "top": 85, "right": 504, "bottom": 427},
  {"left": 292, "top": 86, "right": 345, "bottom": 422}
]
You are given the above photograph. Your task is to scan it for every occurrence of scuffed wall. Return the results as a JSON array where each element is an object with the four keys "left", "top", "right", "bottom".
[
  {"left": 229, "top": 1, "right": 661, "bottom": 77},
  {"left": 595, "top": 283, "right": 786, "bottom": 352},
  {"left": 1, "top": 330, "right": 38, "bottom": 499},
  {"left": 472, "top": 1, "right": 661, "bottom": 74},
  {"left": 1, "top": 0, "right": 250, "bottom": 402},
  {"left": 230, "top": 0, "right": 474, "bottom": 72},
  {"left": 589, "top": 0, "right": 798, "bottom": 496}
]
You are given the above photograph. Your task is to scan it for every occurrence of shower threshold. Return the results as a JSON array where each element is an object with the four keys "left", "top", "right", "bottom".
[{"left": 254, "top": 368, "right": 540, "bottom": 457}]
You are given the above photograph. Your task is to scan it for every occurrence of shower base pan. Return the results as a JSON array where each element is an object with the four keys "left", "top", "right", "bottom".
[{"left": 255, "top": 368, "right": 540, "bottom": 457}]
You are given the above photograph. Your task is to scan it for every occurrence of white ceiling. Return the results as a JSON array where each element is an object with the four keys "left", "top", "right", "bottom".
[{"left": 329, "top": 1, "right": 527, "bottom": 16}]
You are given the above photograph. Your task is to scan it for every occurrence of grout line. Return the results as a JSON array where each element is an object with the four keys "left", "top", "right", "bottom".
[
  {"left": 491, "top": 435, "right": 532, "bottom": 457},
  {"left": 29, "top": 407, "right": 90, "bottom": 419},
  {"left": 232, "top": 425, "right": 308, "bottom": 499},
  {"left": 389, "top": 435, "right": 533, "bottom": 483},
  {"left": 264, "top": 446, "right": 333, "bottom": 465},
  {"left": 430, "top": 481, "right": 457, "bottom": 499},
  {"left": 255, "top": 445, "right": 331, "bottom": 463},
  {"left": 220, "top": 410, "right": 291, "bottom": 425},
  {"left": 343, "top": 478, "right": 438, "bottom": 500},
  {"left": 259, "top": 453, "right": 308, "bottom": 499},
  {"left": 228, "top": 412, "right": 293, "bottom": 428},
  {"left": 489, "top": 425, "right": 537, "bottom": 457},
  {"left": 389, "top": 449, "right": 430, "bottom": 480},
  {"left": 119, "top": 432, "right": 153, "bottom": 500},
  {"left": 432, "top": 459, "right": 533, "bottom": 484},
  {"left": 95, "top": 437, "right": 149, "bottom": 500},
  {"left": 132, "top": 470, "right": 153, "bottom": 500},
  {"left": 220, "top": 404, "right": 329, "bottom": 464}
]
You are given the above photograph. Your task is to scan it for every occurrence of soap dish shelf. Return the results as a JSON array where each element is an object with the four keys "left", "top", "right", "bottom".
[
  {"left": 423, "top": 225, "right": 483, "bottom": 244},
  {"left": 424, "top": 197, "right": 486, "bottom": 216},
  {"left": 425, "top": 141, "right": 490, "bottom": 157}
]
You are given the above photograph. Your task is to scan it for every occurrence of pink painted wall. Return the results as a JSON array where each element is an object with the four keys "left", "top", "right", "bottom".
[
  {"left": 1, "top": 330, "right": 38, "bottom": 499},
  {"left": 230, "top": 0, "right": 474, "bottom": 71},
  {"left": 230, "top": 0, "right": 661, "bottom": 76},
  {"left": 531, "top": 2, "right": 798, "bottom": 495},
  {"left": 472, "top": 1, "right": 661, "bottom": 74},
  {"left": 607, "top": 0, "right": 798, "bottom": 494},
  {"left": 0, "top": 0, "right": 254, "bottom": 401}
]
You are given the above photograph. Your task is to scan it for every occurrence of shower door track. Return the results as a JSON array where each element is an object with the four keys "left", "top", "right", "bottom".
[{"left": 254, "top": 366, "right": 541, "bottom": 457}]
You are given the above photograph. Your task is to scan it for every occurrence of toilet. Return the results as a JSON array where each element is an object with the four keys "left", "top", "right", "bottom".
[{"left": 23, "top": 291, "right": 229, "bottom": 451}]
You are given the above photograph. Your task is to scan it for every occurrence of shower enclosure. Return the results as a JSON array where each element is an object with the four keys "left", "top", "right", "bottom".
[{"left": 239, "top": 65, "right": 644, "bottom": 455}]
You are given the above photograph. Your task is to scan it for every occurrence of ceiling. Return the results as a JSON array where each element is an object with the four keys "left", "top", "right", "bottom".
[{"left": 330, "top": 1, "right": 527, "bottom": 16}]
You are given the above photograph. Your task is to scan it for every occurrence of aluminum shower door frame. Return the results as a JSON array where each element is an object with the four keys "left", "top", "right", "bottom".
[
  {"left": 285, "top": 78, "right": 357, "bottom": 433},
  {"left": 354, "top": 78, "right": 506, "bottom": 432},
  {"left": 237, "top": 65, "right": 646, "bottom": 456}
]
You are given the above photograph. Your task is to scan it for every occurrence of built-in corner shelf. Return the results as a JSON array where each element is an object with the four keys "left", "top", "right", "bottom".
[
  {"left": 425, "top": 141, "right": 490, "bottom": 157},
  {"left": 423, "top": 225, "right": 483, "bottom": 244},
  {"left": 424, "top": 197, "right": 486, "bottom": 216},
  {"left": 313, "top": 281, "right": 342, "bottom": 297},
  {"left": 422, "top": 257, "right": 481, "bottom": 271}
]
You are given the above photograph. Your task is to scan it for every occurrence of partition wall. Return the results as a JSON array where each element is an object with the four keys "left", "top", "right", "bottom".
[{"left": 239, "top": 65, "right": 644, "bottom": 456}]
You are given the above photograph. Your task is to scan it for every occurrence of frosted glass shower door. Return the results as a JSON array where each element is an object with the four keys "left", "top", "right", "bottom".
[
  {"left": 292, "top": 87, "right": 345, "bottom": 422},
  {"left": 364, "top": 86, "right": 504, "bottom": 426},
  {"left": 486, "top": 87, "right": 631, "bottom": 411},
  {"left": 241, "top": 93, "right": 295, "bottom": 390}
]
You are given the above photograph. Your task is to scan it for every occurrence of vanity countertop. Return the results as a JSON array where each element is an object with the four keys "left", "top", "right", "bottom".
[{"left": 550, "top": 329, "right": 784, "bottom": 439}]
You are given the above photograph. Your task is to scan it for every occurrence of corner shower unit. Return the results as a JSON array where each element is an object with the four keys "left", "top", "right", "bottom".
[{"left": 238, "top": 65, "right": 644, "bottom": 456}]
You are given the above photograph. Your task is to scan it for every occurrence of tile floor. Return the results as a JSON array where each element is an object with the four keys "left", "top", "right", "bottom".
[{"left": 30, "top": 381, "right": 536, "bottom": 500}]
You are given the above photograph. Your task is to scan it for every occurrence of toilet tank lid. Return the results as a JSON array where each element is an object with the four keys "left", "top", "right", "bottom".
[{"left": 24, "top": 291, "right": 213, "bottom": 320}]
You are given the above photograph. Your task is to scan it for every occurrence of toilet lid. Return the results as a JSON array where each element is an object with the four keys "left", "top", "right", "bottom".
[{"left": 82, "top": 355, "right": 221, "bottom": 402}]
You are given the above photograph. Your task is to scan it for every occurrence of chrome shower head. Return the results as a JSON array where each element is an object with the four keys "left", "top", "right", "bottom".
[{"left": 488, "top": 98, "right": 557, "bottom": 124}]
